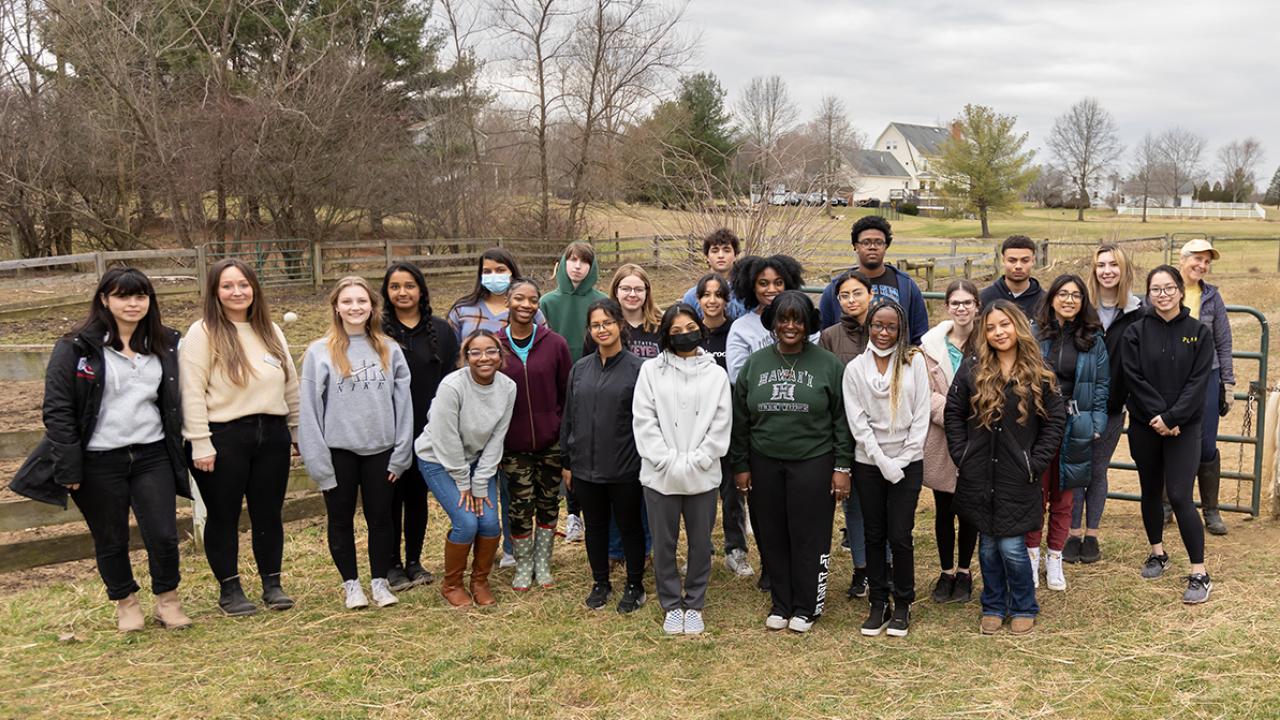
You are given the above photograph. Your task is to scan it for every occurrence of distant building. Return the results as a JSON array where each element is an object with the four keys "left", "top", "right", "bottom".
[{"left": 853, "top": 122, "right": 951, "bottom": 208}]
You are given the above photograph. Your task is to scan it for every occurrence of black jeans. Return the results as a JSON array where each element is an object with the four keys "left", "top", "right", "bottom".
[
  {"left": 575, "top": 479, "right": 645, "bottom": 587},
  {"left": 1131, "top": 422, "right": 1205, "bottom": 564},
  {"left": 190, "top": 414, "right": 291, "bottom": 583},
  {"left": 72, "top": 441, "right": 179, "bottom": 600},
  {"left": 855, "top": 460, "right": 923, "bottom": 605},
  {"left": 324, "top": 448, "right": 395, "bottom": 581},
  {"left": 933, "top": 488, "right": 977, "bottom": 572},
  {"left": 749, "top": 452, "right": 835, "bottom": 620},
  {"left": 390, "top": 460, "right": 429, "bottom": 567},
  {"left": 719, "top": 456, "right": 748, "bottom": 554}
]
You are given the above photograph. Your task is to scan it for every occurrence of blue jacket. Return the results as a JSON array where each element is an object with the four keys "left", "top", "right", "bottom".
[
  {"left": 819, "top": 263, "right": 929, "bottom": 345},
  {"left": 1040, "top": 331, "right": 1109, "bottom": 490},
  {"left": 1195, "top": 281, "right": 1234, "bottom": 385}
]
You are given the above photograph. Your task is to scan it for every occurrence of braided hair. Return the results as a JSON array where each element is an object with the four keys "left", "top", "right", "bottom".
[{"left": 380, "top": 262, "right": 442, "bottom": 363}]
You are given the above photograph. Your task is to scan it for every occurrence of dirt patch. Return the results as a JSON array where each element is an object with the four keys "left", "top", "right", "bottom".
[{"left": 0, "top": 381, "right": 44, "bottom": 433}]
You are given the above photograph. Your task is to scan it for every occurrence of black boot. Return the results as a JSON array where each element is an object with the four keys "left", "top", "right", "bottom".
[
  {"left": 219, "top": 577, "right": 259, "bottom": 617},
  {"left": 1199, "top": 456, "right": 1228, "bottom": 536},
  {"left": 261, "top": 573, "right": 295, "bottom": 611}
]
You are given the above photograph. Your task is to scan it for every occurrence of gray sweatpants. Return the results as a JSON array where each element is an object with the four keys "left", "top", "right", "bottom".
[{"left": 644, "top": 487, "right": 718, "bottom": 612}]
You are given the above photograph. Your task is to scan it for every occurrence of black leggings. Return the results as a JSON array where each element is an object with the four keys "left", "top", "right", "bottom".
[
  {"left": 933, "top": 489, "right": 977, "bottom": 572},
  {"left": 323, "top": 448, "right": 396, "bottom": 581},
  {"left": 575, "top": 479, "right": 645, "bottom": 587},
  {"left": 390, "top": 461, "right": 428, "bottom": 567},
  {"left": 1130, "top": 422, "right": 1205, "bottom": 564},
  {"left": 191, "top": 415, "right": 291, "bottom": 583}
]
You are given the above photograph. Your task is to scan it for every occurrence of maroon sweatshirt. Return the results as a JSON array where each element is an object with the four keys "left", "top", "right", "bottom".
[{"left": 499, "top": 326, "right": 572, "bottom": 453}]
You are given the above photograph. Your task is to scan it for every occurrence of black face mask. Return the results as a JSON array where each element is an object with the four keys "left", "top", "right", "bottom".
[{"left": 669, "top": 330, "right": 703, "bottom": 353}]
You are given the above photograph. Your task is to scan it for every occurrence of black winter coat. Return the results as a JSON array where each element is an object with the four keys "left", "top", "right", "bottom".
[
  {"left": 10, "top": 328, "right": 190, "bottom": 507},
  {"left": 944, "top": 359, "right": 1066, "bottom": 537},
  {"left": 559, "top": 350, "right": 644, "bottom": 484}
]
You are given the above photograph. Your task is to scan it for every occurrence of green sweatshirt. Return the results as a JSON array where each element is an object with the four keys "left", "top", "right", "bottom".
[
  {"left": 729, "top": 343, "right": 854, "bottom": 473},
  {"left": 539, "top": 254, "right": 608, "bottom": 362}
]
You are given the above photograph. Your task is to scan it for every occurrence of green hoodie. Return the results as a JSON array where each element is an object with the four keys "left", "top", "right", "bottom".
[{"left": 539, "top": 253, "right": 608, "bottom": 361}]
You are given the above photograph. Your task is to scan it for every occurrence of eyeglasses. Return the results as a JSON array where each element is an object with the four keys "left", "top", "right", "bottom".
[
  {"left": 617, "top": 286, "right": 646, "bottom": 296},
  {"left": 1149, "top": 285, "right": 1180, "bottom": 297},
  {"left": 947, "top": 299, "right": 975, "bottom": 309},
  {"left": 466, "top": 348, "right": 501, "bottom": 359},
  {"left": 869, "top": 322, "right": 899, "bottom": 334},
  {"left": 837, "top": 292, "right": 866, "bottom": 303},
  {"left": 588, "top": 320, "right": 617, "bottom": 332},
  {"left": 857, "top": 239, "right": 887, "bottom": 249},
  {"left": 1055, "top": 291, "right": 1083, "bottom": 302}
]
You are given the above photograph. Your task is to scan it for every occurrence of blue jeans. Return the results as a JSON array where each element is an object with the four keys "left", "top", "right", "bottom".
[
  {"left": 978, "top": 534, "right": 1038, "bottom": 618},
  {"left": 419, "top": 459, "right": 500, "bottom": 544},
  {"left": 843, "top": 494, "right": 867, "bottom": 568},
  {"left": 609, "top": 502, "right": 652, "bottom": 560}
]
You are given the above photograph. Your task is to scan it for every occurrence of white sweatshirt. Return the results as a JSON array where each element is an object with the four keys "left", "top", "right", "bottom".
[
  {"left": 631, "top": 350, "right": 732, "bottom": 495},
  {"left": 842, "top": 346, "right": 931, "bottom": 483}
]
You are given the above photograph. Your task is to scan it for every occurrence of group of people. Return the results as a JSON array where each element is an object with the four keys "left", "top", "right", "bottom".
[{"left": 13, "top": 218, "right": 1235, "bottom": 639}]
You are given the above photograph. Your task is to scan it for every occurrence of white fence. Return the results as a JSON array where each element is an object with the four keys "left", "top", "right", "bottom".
[{"left": 1117, "top": 203, "right": 1265, "bottom": 219}]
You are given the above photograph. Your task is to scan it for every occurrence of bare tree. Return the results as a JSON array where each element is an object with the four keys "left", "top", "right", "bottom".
[
  {"left": 1217, "top": 138, "right": 1265, "bottom": 203},
  {"left": 808, "top": 95, "right": 863, "bottom": 213},
  {"left": 1128, "top": 133, "right": 1164, "bottom": 222},
  {"left": 735, "top": 75, "right": 797, "bottom": 195},
  {"left": 1047, "top": 97, "right": 1123, "bottom": 221},
  {"left": 1156, "top": 126, "right": 1205, "bottom": 208},
  {"left": 1023, "top": 165, "right": 1068, "bottom": 208}
]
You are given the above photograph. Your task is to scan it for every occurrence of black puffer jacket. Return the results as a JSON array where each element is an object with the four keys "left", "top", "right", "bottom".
[
  {"left": 559, "top": 349, "right": 644, "bottom": 484},
  {"left": 944, "top": 358, "right": 1066, "bottom": 537},
  {"left": 10, "top": 328, "right": 190, "bottom": 507}
]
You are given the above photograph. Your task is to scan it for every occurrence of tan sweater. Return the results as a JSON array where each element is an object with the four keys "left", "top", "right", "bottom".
[{"left": 180, "top": 319, "right": 301, "bottom": 458}]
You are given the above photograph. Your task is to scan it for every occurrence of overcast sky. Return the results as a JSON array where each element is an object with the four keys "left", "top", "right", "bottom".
[{"left": 683, "top": 0, "right": 1279, "bottom": 183}]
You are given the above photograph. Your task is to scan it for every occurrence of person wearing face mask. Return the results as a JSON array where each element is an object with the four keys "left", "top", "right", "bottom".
[
  {"left": 1027, "top": 274, "right": 1109, "bottom": 593},
  {"left": 299, "top": 277, "right": 414, "bottom": 609},
  {"left": 843, "top": 299, "right": 931, "bottom": 638},
  {"left": 632, "top": 304, "right": 732, "bottom": 634},
  {"left": 818, "top": 216, "right": 929, "bottom": 344},
  {"left": 447, "top": 248, "right": 546, "bottom": 342}
]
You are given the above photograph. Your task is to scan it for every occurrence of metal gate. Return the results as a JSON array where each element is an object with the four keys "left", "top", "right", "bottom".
[{"left": 198, "top": 238, "right": 313, "bottom": 290}]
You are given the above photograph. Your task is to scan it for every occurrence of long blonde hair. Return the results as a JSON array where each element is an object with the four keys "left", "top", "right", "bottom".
[
  {"left": 609, "top": 263, "right": 662, "bottom": 333},
  {"left": 1086, "top": 243, "right": 1135, "bottom": 309},
  {"left": 970, "top": 300, "right": 1056, "bottom": 428},
  {"left": 326, "top": 276, "right": 393, "bottom": 377},
  {"left": 202, "top": 258, "right": 291, "bottom": 386}
]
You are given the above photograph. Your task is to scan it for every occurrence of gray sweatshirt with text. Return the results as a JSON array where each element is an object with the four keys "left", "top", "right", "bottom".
[{"left": 414, "top": 367, "right": 517, "bottom": 498}]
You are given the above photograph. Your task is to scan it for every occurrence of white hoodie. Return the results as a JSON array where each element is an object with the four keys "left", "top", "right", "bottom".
[{"left": 632, "top": 349, "right": 732, "bottom": 495}]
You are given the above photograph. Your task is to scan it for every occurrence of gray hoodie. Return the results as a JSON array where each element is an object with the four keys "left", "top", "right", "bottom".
[
  {"left": 414, "top": 367, "right": 516, "bottom": 497},
  {"left": 298, "top": 335, "right": 414, "bottom": 491}
]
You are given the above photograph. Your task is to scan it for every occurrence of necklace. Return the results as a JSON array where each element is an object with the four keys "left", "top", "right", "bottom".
[{"left": 774, "top": 344, "right": 801, "bottom": 380}]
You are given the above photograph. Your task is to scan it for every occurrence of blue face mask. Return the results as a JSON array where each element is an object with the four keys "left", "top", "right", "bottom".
[{"left": 481, "top": 273, "right": 511, "bottom": 294}]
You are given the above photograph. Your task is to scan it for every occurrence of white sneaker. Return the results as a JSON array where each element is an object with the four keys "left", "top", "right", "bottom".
[
  {"left": 765, "top": 614, "right": 788, "bottom": 631},
  {"left": 663, "top": 609, "right": 685, "bottom": 635},
  {"left": 1046, "top": 551, "right": 1067, "bottom": 591},
  {"left": 499, "top": 552, "right": 516, "bottom": 569},
  {"left": 1027, "top": 546, "right": 1041, "bottom": 590},
  {"left": 683, "top": 609, "right": 705, "bottom": 635},
  {"left": 343, "top": 579, "right": 369, "bottom": 610},
  {"left": 564, "top": 514, "right": 584, "bottom": 543},
  {"left": 370, "top": 578, "right": 399, "bottom": 607},
  {"left": 725, "top": 548, "right": 755, "bottom": 577},
  {"left": 788, "top": 615, "right": 815, "bottom": 633}
]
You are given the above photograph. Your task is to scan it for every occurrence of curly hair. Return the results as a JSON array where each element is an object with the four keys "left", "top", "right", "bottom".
[
  {"left": 970, "top": 300, "right": 1057, "bottom": 428},
  {"left": 702, "top": 228, "right": 741, "bottom": 256},
  {"left": 732, "top": 254, "right": 805, "bottom": 310},
  {"left": 850, "top": 215, "right": 893, "bottom": 247}
]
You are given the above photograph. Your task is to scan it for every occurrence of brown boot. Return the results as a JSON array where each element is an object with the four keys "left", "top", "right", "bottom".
[
  {"left": 441, "top": 540, "right": 473, "bottom": 608},
  {"left": 154, "top": 590, "right": 193, "bottom": 630},
  {"left": 116, "top": 593, "right": 145, "bottom": 633},
  {"left": 1010, "top": 616, "right": 1036, "bottom": 635},
  {"left": 470, "top": 535, "right": 501, "bottom": 607}
]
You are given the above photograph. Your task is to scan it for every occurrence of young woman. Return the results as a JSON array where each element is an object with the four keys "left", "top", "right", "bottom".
[
  {"left": 726, "top": 254, "right": 806, "bottom": 383},
  {"left": 602, "top": 263, "right": 662, "bottom": 359},
  {"left": 1028, "top": 274, "right": 1109, "bottom": 592},
  {"left": 415, "top": 330, "right": 517, "bottom": 608},
  {"left": 182, "top": 259, "right": 300, "bottom": 617},
  {"left": 381, "top": 263, "right": 459, "bottom": 590},
  {"left": 1121, "top": 266, "right": 1215, "bottom": 604},
  {"left": 730, "top": 291, "right": 853, "bottom": 634},
  {"left": 920, "top": 279, "right": 980, "bottom": 604},
  {"left": 299, "top": 277, "right": 414, "bottom": 609},
  {"left": 945, "top": 300, "right": 1065, "bottom": 635},
  {"left": 696, "top": 273, "right": 732, "bottom": 371},
  {"left": 633, "top": 304, "right": 733, "bottom": 635},
  {"left": 14, "top": 268, "right": 190, "bottom": 632},
  {"left": 560, "top": 299, "right": 648, "bottom": 614},
  {"left": 1178, "top": 240, "right": 1234, "bottom": 536},
  {"left": 446, "top": 248, "right": 545, "bottom": 341},
  {"left": 498, "top": 278, "right": 571, "bottom": 591},
  {"left": 819, "top": 268, "right": 873, "bottom": 599},
  {"left": 1071, "top": 244, "right": 1142, "bottom": 563},
  {"left": 843, "top": 299, "right": 931, "bottom": 638}
]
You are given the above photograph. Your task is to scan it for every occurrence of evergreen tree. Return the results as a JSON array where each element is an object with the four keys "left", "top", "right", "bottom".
[
  {"left": 1264, "top": 166, "right": 1280, "bottom": 207},
  {"left": 934, "top": 104, "right": 1038, "bottom": 238}
]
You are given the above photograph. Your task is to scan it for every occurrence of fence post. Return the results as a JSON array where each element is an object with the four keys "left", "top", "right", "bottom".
[
  {"left": 1275, "top": 238, "right": 1279, "bottom": 274},
  {"left": 384, "top": 237, "right": 393, "bottom": 268},
  {"left": 925, "top": 260, "right": 936, "bottom": 291},
  {"left": 312, "top": 242, "right": 323, "bottom": 289},
  {"left": 195, "top": 244, "right": 208, "bottom": 297},
  {"left": 993, "top": 245, "right": 1001, "bottom": 277},
  {"left": 652, "top": 235, "right": 660, "bottom": 264},
  {"left": 964, "top": 257, "right": 973, "bottom": 279},
  {"left": 93, "top": 252, "right": 106, "bottom": 279},
  {"left": 615, "top": 231, "right": 620, "bottom": 265},
  {"left": 950, "top": 237, "right": 958, "bottom": 260}
]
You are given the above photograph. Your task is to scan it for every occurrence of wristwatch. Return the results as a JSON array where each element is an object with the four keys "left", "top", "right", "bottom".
[{"left": 834, "top": 466, "right": 851, "bottom": 475}]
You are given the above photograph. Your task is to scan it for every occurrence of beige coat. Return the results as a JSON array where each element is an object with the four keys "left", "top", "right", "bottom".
[{"left": 921, "top": 322, "right": 959, "bottom": 492}]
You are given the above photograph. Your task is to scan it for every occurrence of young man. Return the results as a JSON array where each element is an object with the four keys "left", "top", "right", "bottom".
[
  {"left": 980, "top": 235, "right": 1043, "bottom": 319},
  {"left": 819, "top": 216, "right": 929, "bottom": 345},
  {"left": 681, "top": 228, "right": 747, "bottom": 320}
]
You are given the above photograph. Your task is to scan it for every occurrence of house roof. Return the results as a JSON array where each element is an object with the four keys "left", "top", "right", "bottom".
[
  {"left": 851, "top": 149, "right": 909, "bottom": 178},
  {"left": 890, "top": 123, "right": 950, "bottom": 156}
]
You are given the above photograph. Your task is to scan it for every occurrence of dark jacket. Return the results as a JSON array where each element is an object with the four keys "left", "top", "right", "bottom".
[
  {"left": 499, "top": 327, "right": 572, "bottom": 453},
  {"left": 1100, "top": 294, "right": 1143, "bottom": 415},
  {"left": 1194, "top": 281, "right": 1234, "bottom": 385},
  {"left": 819, "top": 263, "right": 929, "bottom": 345},
  {"left": 11, "top": 328, "right": 190, "bottom": 508},
  {"left": 944, "top": 359, "right": 1066, "bottom": 536},
  {"left": 1039, "top": 328, "right": 1109, "bottom": 490},
  {"left": 818, "top": 316, "right": 868, "bottom": 365},
  {"left": 1121, "top": 306, "right": 1214, "bottom": 428},
  {"left": 980, "top": 276, "right": 1044, "bottom": 321},
  {"left": 700, "top": 320, "right": 731, "bottom": 371},
  {"left": 560, "top": 350, "right": 644, "bottom": 483},
  {"left": 383, "top": 313, "right": 458, "bottom": 436}
]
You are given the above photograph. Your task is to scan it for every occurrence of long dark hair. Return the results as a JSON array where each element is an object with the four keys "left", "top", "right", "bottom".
[
  {"left": 380, "top": 262, "right": 442, "bottom": 361},
  {"left": 75, "top": 267, "right": 170, "bottom": 354},
  {"left": 585, "top": 297, "right": 629, "bottom": 347},
  {"left": 733, "top": 254, "right": 804, "bottom": 311},
  {"left": 657, "top": 303, "right": 705, "bottom": 355},
  {"left": 452, "top": 247, "right": 523, "bottom": 312},
  {"left": 1036, "top": 273, "right": 1101, "bottom": 351}
]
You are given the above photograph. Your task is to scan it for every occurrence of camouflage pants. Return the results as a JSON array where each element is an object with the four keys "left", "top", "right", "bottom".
[{"left": 502, "top": 448, "right": 562, "bottom": 537}]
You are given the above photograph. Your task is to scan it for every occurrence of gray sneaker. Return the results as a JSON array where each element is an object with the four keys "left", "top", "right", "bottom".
[
  {"left": 1141, "top": 553, "right": 1170, "bottom": 579},
  {"left": 1182, "top": 573, "right": 1212, "bottom": 604},
  {"left": 725, "top": 548, "right": 755, "bottom": 577}
]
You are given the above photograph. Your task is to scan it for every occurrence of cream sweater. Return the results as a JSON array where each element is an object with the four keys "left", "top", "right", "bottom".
[{"left": 180, "top": 319, "right": 301, "bottom": 458}]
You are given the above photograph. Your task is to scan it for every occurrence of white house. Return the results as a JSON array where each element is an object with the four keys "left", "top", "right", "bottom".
[
  {"left": 849, "top": 150, "right": 910, "bottom": 204},
  {"left": 852, "top": 122, "right": 952, "bottom": 207}
]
